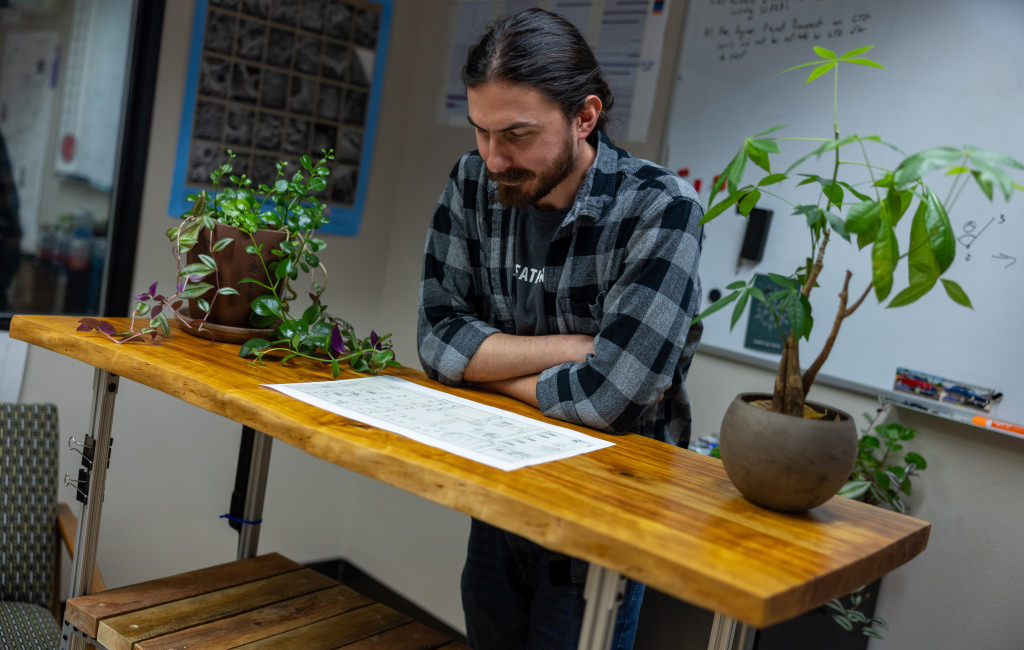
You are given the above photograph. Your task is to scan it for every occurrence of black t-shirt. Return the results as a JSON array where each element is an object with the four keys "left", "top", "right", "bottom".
[{"left": 511, "top": 204, "right": 568, "bottom": 335}]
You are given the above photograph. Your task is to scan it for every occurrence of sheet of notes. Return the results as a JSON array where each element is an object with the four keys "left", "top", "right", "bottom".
[{"left": 266, "top": 376, "right": 613, "bottom": 471}]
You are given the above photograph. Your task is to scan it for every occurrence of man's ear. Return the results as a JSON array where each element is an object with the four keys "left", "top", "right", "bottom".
[{"left": 575, "top": 94, "right": 602, "bottom": 140}]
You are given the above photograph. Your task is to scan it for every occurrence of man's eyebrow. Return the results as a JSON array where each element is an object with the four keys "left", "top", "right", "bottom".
[{"left": 466, "top": 116, "right": 537, "bottom": 133}]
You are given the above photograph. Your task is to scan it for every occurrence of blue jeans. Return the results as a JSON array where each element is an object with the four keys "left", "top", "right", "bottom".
[{"left": 461, "top": 518, "right": 645, "bottom": 650}]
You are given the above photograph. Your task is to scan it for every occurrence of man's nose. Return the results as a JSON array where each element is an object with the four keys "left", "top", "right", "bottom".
[{"left": 484, "top": 141, "right": 512, "bottom": 173}]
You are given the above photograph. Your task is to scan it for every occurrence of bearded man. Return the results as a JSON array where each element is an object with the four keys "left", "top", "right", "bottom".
[{"left": 417, "top": 8, "right": 703, "bottom": 649}]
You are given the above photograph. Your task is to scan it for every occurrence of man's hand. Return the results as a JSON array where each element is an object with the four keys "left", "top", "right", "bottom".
[{"left": 463, "top": 333, "right": 594, "bottom": 383}]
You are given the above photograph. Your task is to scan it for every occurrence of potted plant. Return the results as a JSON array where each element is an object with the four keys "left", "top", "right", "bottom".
[
  {"left": 78, "top": 149, "right": 398, "bottom": 377},
  {"left": 752, "top": 411, "right": 926, "bottom": 649},
  {"left": 696, "top": 45, "right": 1021, "bottom": 511}
]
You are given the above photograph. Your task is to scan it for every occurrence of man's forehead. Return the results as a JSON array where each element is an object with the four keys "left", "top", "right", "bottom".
[{"left": 466, "top": 81, "right": 562, "bottom": 130}]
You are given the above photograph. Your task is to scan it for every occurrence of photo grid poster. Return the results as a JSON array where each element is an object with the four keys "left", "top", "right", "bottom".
[{"left": 169, "top": 0, "right": 392, "bottom": 235}]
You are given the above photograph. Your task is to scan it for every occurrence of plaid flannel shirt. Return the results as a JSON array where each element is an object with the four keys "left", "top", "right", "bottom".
[{"left": 418, "top": 133, "right": 703, "bottom": 447}]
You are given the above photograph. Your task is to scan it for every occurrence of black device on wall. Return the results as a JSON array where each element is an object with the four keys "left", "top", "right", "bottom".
[{"left": 738, "top": 206, "right": 773, "bottom": 266}]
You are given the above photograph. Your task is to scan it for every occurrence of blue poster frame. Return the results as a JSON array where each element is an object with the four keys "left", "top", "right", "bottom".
[{"left": 167, "top": 0, "right": 393, "bottom": 236}]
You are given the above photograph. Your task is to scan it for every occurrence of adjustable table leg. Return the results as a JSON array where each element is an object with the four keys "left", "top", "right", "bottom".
[
  {"left": 707, "top": 612, "right": 756, "bottom": 650},
  {"left": 235, "top": 428, "right": 272, "bottom": 560},
  {"left": 62, "top": 369, "right": 118, "bottom": 650},
  {"left": 578, "top": 563, "right": 627, "bottom": 650}
]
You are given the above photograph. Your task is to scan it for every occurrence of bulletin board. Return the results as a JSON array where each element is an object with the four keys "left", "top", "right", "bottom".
[
  {"left": 664, "top": 0, "right": 1024, "bottom": 424},
  {"left": 168, "top": 0, "right": 393, "bottom": 236}
]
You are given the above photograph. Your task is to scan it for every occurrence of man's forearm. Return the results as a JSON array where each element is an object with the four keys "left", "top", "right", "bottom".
[
  {"left": 463, "top": 332, "right": 594, "bottom": 383},
  {"left": 480, "top": 374, "right": 541, "bottom": 407}
]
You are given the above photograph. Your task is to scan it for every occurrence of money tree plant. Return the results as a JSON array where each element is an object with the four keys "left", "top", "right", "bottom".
[{"left": 697, "top": 45, "right": 1023, "bottom": 417}]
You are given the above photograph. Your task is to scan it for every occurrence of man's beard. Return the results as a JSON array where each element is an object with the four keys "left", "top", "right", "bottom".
[{"left": 488, "top": 136, "right": 576, "bottom": 209}]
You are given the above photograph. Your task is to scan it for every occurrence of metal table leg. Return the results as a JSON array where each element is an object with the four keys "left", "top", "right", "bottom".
[
  {"left": 708, "top": 612, "right": 756, "bottom": 650},
  {"left": 235, "top": 429, "right": 272, "bottom": 560},
  {"left": 62, "top": 369, "right": 118, "bottom": 650},
  {"left": 578, "top": 563, "right": 627, "bottom": 650}
]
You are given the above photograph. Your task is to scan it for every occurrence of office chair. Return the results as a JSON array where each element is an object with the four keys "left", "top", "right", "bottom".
[{"left": 0, "top": 402, "right": 104, "bottom": 648}]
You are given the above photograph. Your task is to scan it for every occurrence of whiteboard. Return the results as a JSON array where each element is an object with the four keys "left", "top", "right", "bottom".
[{"left": 664, "top": 0, "right": 1024, "bottom": 424}]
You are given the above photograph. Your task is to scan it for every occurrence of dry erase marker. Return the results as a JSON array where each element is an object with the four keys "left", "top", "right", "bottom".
[{"left": 971, "top": 415, "right": 1024, "bottom": 436}]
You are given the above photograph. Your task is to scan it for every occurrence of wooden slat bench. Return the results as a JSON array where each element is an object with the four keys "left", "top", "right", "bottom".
[{"left": 64, "top": 553, "right": 468, "bottom": 650}]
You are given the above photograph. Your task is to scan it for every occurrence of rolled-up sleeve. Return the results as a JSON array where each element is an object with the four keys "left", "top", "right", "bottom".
[
  {"left": 536, "top": 196, "right": 703, "bottom": 433},
  {"left": 417, "top": 159, "right": 500, "bottom": 385}
]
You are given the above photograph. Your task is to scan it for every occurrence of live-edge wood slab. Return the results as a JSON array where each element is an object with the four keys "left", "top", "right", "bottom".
[{"left": 13, "top": 315, "right": 930, "bottom": 628}]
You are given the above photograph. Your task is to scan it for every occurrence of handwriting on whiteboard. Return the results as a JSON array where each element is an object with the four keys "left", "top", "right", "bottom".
[{"left": 696, "top": 0, "right": 876, "bottom": 64}]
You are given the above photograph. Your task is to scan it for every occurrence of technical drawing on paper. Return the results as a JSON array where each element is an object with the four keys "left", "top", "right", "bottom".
[{"left": 266, "top": 376, "right": 613, "bottom": 471}]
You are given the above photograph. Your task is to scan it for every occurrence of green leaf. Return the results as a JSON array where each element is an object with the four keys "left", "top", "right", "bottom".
[
  {"left": 747, "top": 138, "right": 781, "bottom": 154},
  {"left": 840, "top": 44, "right": 875, "bottom": 59},
  {"left": 859, "top": 435, "right": 881, "bottom": 449},
  {"left": 821, "top": 134, "right": 860, "bottom": 153},
  {"left": 885, "top": 188, "right": 914, "bottom": 225},
  {"left": 738, "top": 189, "right": 762, "bottom": 216},
  {"left": 211, "top": 237, "right": 234, "bottom": 252},
  {"left": 970, "top": 169, "right": 994, "bottom": 201},
  {"left": 179, "top": 282, "right": 214, "bottom": 299},
  {"left": 813, "top": 46, "right": 837, "bottom": 60},
  {"left": 805, "top": 61, "right": 836, "bottom": 84},
  {"left": 746, "top": 141, "right": 772, "bottom": 174},
  {"left": 757, "top": 173, "right": 787, "bottom": 187},
  {"left": 838, "top": 480, "right": 871, "bottom": 499},
  {"left": 239, "top": 338, "right": 270, "bottom": 358},
  {"left": 216, "top": 287, "right": 240, "bottom": 296},
  {"left": 154, "top": 311, "right": 170, "bottom": 337},
  {"left": 730, "top": 290, "right": 750, "bottom": 330},
  {"left": 181, "top": 262, "right": 213, "bottom": 276},
  {"left": 871, "top": 223, "right": 898, "bottom": 301},
  {"left": 888, "top": 203, "right": 939, "bottom": 308},
  {"left": 832, "top": 615, "right": 854, "bottom": 632},
  {"left": 921, "top": 188, "right": 956, "bottom": 272},
  {"left": 825, "top": 211, "right": 848, "bottom": 241},
  {"left": 693, "top": 290, "right": 740, "bottom": 325},
  {"left": 964, "top": 146, "right": 1019, "bottom": 200},
  {"left": 847, "top": 611, "right": 868, "bottom": 624},
  {"left": 701, "top": 190, "right": 742, "bottom": 224},
  {"left": 251, "top": 295, "right": 282, "bottom": 317},
  {"left": 767, "top": 273, "right": 794, "bottom": 290},
  {"left": 198, "top": 254, "right": 218, "bottom": 270},
  {"left": 843, "top": 57, "right": 885, "bottom": 70},
  {"left": 904, "top": 452, "right": 928, "bottom": 470},
  {"left": 753, "top": 125, "right": 787, "bottom": 137},
  {"left": 794, "top": 204, "right": 825, "bottom": 230},
  {"left": 776, "top": 289, "right": 811, "bottom": 339},
  {"left": 837, "top": 180, "right": 872, "bottom": 203},
  {"left": 893, "top": 147, "right": 964, "bottom": 186},
  {"left": 941, "top": 278, "right": 972, "bottom": 308},
  {"left": 721, "top": 147, "right": 749, "bottom": 201},
  {"left": 822, "top": 181, "right": 844, "bottom": 209},
  {"left": 845, "top": 200, "right": 881, "bottom": 244}
]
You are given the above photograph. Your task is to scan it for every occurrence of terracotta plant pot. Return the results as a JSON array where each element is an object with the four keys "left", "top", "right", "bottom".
[
  {"left": 187, "top": 223, "right": 286, "bottom": 328},
  {"left": 719, "top": 393, "right": 857, "bottom": 512}
]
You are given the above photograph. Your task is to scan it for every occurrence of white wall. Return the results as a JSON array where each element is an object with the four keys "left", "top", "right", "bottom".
[{"left": 16, "top": 1, "right": 1024, "bottom": 648}]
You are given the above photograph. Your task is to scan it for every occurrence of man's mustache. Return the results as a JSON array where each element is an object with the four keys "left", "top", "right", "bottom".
[{"left": 487, "top": 168, "right": 534, "bottom": 183}]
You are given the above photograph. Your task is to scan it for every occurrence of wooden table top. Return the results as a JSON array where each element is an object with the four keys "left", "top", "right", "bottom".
[{"left": 11, "top": 314, "right": 930, "bottom": 628}]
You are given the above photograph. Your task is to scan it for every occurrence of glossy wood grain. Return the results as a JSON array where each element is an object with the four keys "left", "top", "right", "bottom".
[{"left": 11, "top": 315, "right": 930, "bottom": 628}]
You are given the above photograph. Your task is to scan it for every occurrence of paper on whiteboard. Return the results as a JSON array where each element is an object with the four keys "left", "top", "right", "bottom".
[{"left": 266, "top": 376, "right": 613, "bottom": 471}]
